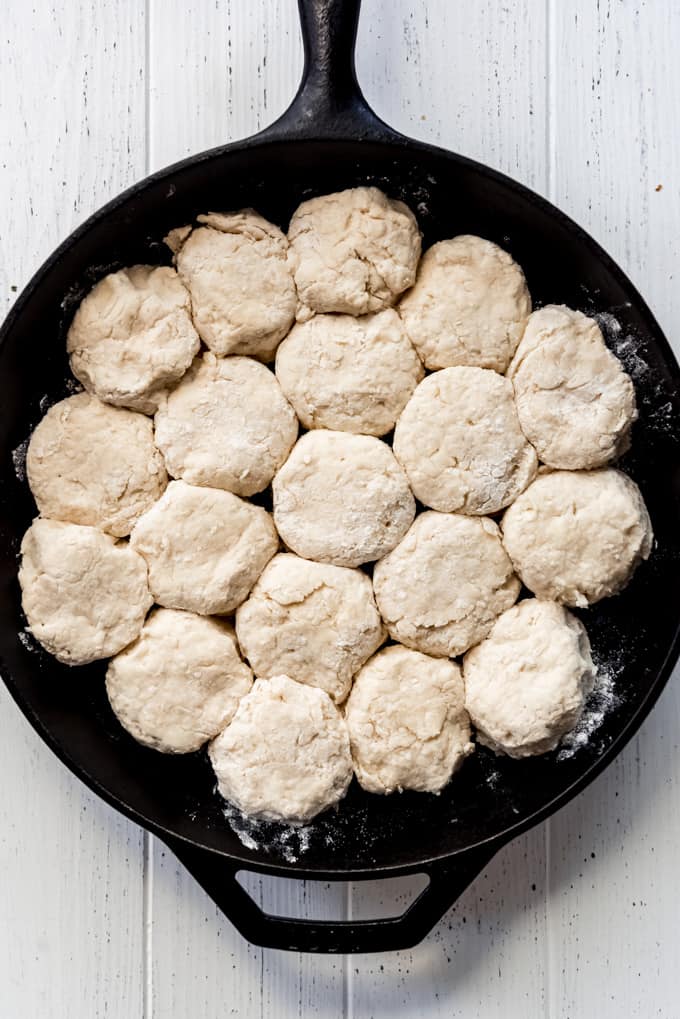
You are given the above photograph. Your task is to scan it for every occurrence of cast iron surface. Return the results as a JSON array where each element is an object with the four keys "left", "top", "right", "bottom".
[{"left": 1, "top": 0, "right": 679, "bottom": 953}]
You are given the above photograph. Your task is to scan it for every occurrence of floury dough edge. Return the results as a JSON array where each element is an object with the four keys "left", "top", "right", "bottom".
[
  {"left": 345, "top": 645, "right": 474, "bottom": 795},
  {"left": 209, "top": 675, "right": 353, "bottom": 824}
]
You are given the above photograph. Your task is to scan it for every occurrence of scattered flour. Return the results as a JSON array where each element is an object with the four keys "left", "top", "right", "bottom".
[
  {"left": 596, "top": 309, "right": 676, "bottom": 433},
  {"left": 558, "top": 649, "right": 622, "bottom": 760},
  {"left": 220, "top": 798, "right": 315, "bottom": 861},
  {"left": 12, "top": 439, "right": 29, "bottom": 481}
]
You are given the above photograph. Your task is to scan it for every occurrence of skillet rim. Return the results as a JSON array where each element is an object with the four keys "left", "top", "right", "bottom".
[{"left": 1, "top": 127, "right": 679, "bottom": 880}]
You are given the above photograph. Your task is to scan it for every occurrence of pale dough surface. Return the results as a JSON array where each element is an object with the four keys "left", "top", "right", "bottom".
[
  {"left": 155, "top": 353, "right": 298, "bottom": 496},
  {"left": 235, "top": 553, "right": 385, "bottom": 703},
  {"left": 130, "top": 480, "right": 278, "bottom": 615},
  {"left": 67, "top": 265, "right": 200, "bottom": 414},
  {"left": 27, "top": 393, "right": 168, "bottom": 537},
  {"left": 345, "top": 645, "right": 474, "bottom": 795},
  {"left": 106, "top": 608, "right": 253, "bottom": 753},
  {"left": 464, "top": 599, "right": 596, "bottom": 758},
  {"left": 288, "top": 187, "right": 421, "bottom": 318},
  {"left": 275, "top": 309, "right": 424, "bottom": 436},
  {"left": 273, "top": 431, "right": 415, "bottom": 567},
  {"left": 373, "top": 511, "right": 520, "bottom": 657},
  {"left": 19, "top": 518, "right": 152, "bottom": 665},
  {"left": 393, "top": 366, "right": 537, "bottom": 514},
  {"left": 501, "top": 468, "right": 653, "bottom": 607},
  {"left": 508, "top": 304, "right": 637, "bottom": 469},
  {"left": 209, "top": 675, "right": 353, "bottom": 823},
  {"left": 173, "top": 210, "right": 296, "bottom": 360},
  {"left": 398, "top": 235, "right": 531, "bottom": 372}
]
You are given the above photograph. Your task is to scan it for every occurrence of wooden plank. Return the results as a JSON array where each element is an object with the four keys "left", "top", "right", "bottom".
[
  {"left": 147, "top": 3, "right": 345, "bottom": 1015},
  {"left": 0, "top": 4, "right": 147, "bottom": 1015},
  {"left": 148, "top": 0, "right": 302, "bottom": 169},
  {"left": 547, "top": 3, "right": 680, "bottom": 1015},
  {"left": 350, "top": 2, "right": 550, "bottom": 1015}
]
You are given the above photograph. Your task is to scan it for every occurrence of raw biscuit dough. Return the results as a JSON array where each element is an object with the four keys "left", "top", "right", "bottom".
[
  {"left": 345, "top": 645, "right": 474, "bottom": 794},
  {"left": 208, "top": 674, "right": 353, "bottom": 823},
  {"left": 19, "top": 518, "right": 152, "bottom": 665},
  {"left": 235, "top": 553, "right": 385, "bottom": 703},
  {"left": 288, "top": 187, "right": 421, "bottom": 318},
  {"left": 373, "top": 511, "right": 520, "bottom": 657},
  {"left": 275, "top": 309, "right": 424, "bottom": 436},
  {"left": 106, "top": 608, "right": 253, "bottom": 753},
  {"left": 173, "top": 210, "right": 296, "bottom": 360},
  {"left": 130, "top": 480, "right": 278, "bottom": 615},
  {"left": 463, "top": 599, "right": 596, "bottom": 757},
  {"left": 501, "top": 469, "right": 653, "bottom": 607},
  {"left": 273, "top": 431, "right": 415, "bottom": 567},
  {"left": 398, "top": 235, "right": 531, "bottom": 372},
  {"left": 508, "top": 304, "right": 637, "bottom": 469},
  {"left": 66, "top": 265, "right": 200, "bottom": 414},
  {"left": 26, "top": 393, "right": 168, "bottom": 537},
  {"left": 393, "top": 366, "right": 537, "bottom": 514},
  {"left": 155, "top": 353, "right": 298, "bottom": 496}
]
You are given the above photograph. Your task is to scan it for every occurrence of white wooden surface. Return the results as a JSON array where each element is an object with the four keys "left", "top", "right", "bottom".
[{"left": 1, "top": 1, "right": 679, "bottom": 1015}]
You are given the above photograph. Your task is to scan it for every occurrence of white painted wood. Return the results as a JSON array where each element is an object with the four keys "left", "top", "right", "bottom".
[
  {"left": 351, "top": 4, "right": 551, "bottom": 1012},
  {"left": 0, "top": 4, "right": 147, "bottom": 1016},
  {"left": 3, "top": 1, "right": 680, "bottom": 1016},
  {"left": 148, "top": 0, "right": 302, "bottom": 169},
  {"left": 147, "top": 4, "right": 344, "bottom": 1016},
  {"left": 546, "top": 4, "right": 680, "bottom": 1016}
]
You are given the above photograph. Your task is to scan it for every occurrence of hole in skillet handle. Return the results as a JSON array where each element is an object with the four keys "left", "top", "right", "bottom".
[{"left": 163, "top": 835, "right": 500, "bottom": 953}]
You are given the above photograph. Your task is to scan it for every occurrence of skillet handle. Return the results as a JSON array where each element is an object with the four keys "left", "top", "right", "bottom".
[
  {"left": 262, "top": 0, "right": 399, "bottom": 141},
  {"left": 162, "top": 835, "right": 498, "bottom": 954}
]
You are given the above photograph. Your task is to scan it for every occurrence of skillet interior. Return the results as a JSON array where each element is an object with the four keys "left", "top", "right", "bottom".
[{"left": 1, "top": 136, "right": 680, "bottom": 877}]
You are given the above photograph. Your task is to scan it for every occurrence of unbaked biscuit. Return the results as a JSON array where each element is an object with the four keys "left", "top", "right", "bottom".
[
  {"left": 106, "top": 608, "right": 253, "bottom": 753},
  {"left": 209, "top": 675, "right": 353, "bottom": 823},
  {"left": 345, "top": 645, "right": 474, "bottom": 794},
  {"left": 398, "top": 235, "right": 531, "bottom": 372},
  {"left": 155, "top": 353, "right": 298, "bottom": 496},
  {"left": 19, "top": 518, "right": 152, "bottom": 665},
  {"left": 288, "top": 187, "right": 421, "bottom": 318},
  {"left": 27, "top": 393, "right": 167, "bottom": 537},
  {"left": 130, "top": 480, "right": 278, "bottom": 615}
]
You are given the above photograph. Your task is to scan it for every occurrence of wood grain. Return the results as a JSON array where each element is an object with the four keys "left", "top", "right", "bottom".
[
  {"left": 546, "top": 3, "right": 680, "bottom": 1015},
  {"left": 0, "top": 4, "right": 147, "bottom": 1013}
]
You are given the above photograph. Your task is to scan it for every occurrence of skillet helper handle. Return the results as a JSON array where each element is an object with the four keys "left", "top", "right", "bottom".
[
  {"left": 265, "top": 0, "right": 398, "bottom": 140},
  {"left": 163, "top": 836, "right": 498, "bottom": 954}
]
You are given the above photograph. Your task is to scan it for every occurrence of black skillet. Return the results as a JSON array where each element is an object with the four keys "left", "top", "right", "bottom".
[{"left": 1, "top": 0, "right": 680, "bottom": 954}]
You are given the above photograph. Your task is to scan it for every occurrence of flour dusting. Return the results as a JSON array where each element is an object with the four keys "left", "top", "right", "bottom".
[
  {"left": 12, "top": 438, "right": 29, "bottom": 481},
  {"left": 221, "top": 799, "right": 315, "bottom": 861},
  {"left": 596, "top": 309, "right": 676, "bottom": 433},
  {"left": 558, "top": 650, "right": 622, "bottom": 760}
]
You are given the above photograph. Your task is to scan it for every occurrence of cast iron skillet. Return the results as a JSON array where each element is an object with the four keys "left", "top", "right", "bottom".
[{"left": 1, "top": 0, "right": 680, "bottom": 954}]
